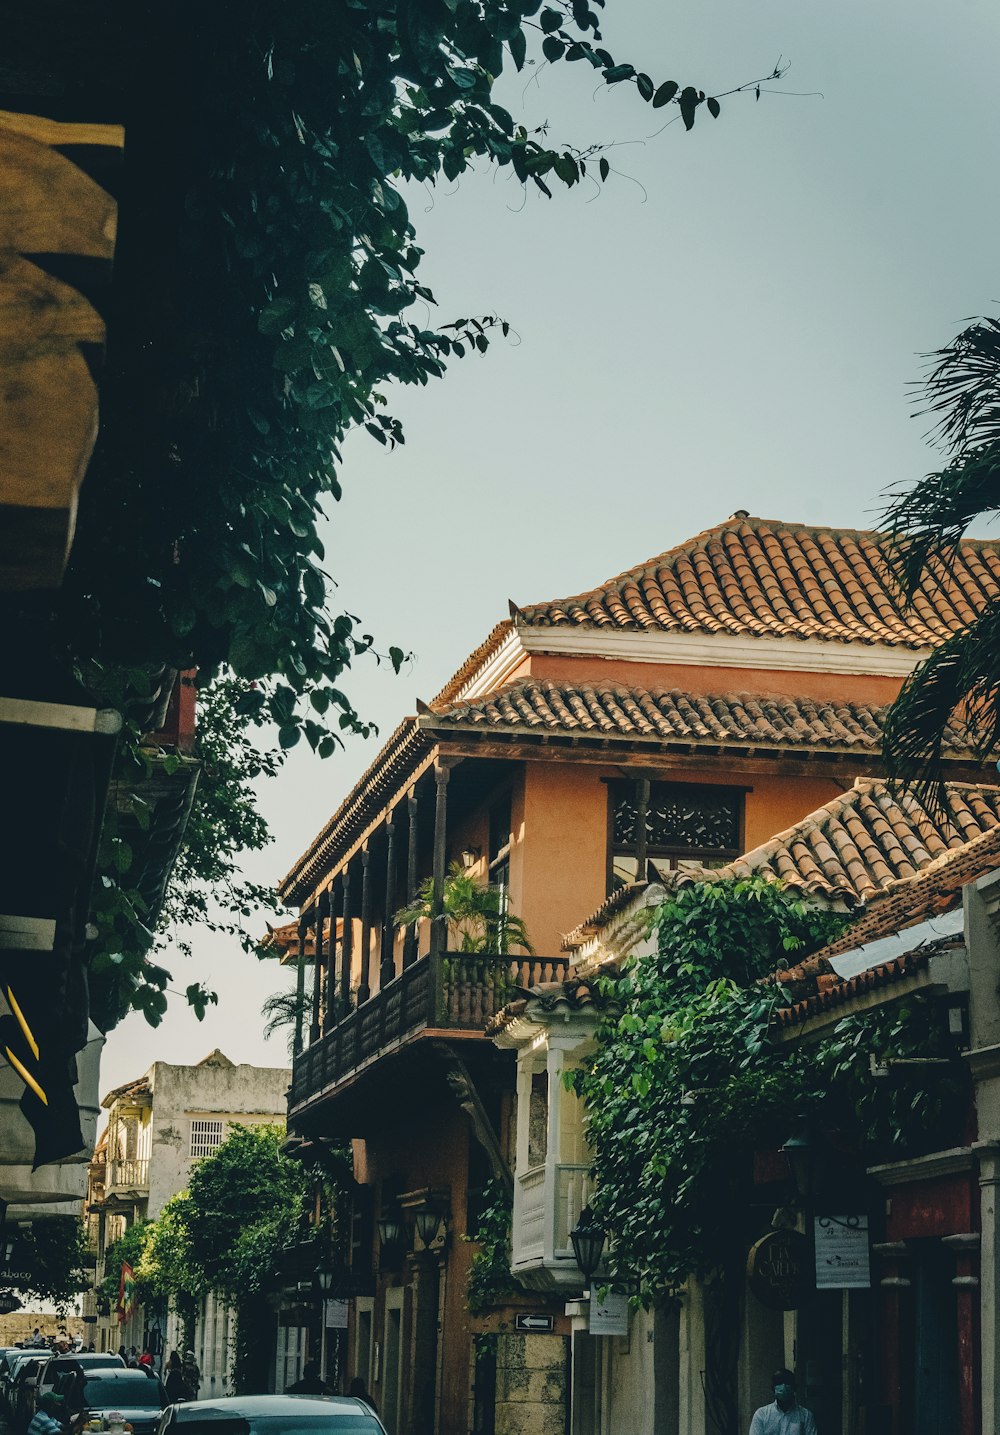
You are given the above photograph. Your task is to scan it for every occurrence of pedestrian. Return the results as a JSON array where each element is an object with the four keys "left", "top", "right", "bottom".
[
  {"left": 749, "top": 1369, "right": 817, "bottom": 1435},
  {"left": 138, "top": 1349, "right": 153, "bottom": 1370},
  {"left": 28, "top": 1393, "right": 66, "bottom": 1435},
  {"left": 164, "top": 1354, "right": 188, "bottom": 1405},
  {"left": 348, "top": 1378, "right": 377, "bottom": 1413},
  {"left": 286, "top": 1361, "right": 331, "bottom": 1396},
  {"left": 182, "top": 1351, "right": 201, "bottom": 1400},
  {"left": 118, "top": 1345, "right": 127, "bottom": 1363}
]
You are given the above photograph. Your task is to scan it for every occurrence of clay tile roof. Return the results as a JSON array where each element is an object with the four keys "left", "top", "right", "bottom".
[
  {"left": 426, "top": 679, "right": 975, "bottom": 757},
  {"left": 563, "top": 779, "right": 1000, "bottom": 950},
  {"left": 486, "top": 977, "right": 601, "bottom": 1037},
  {"left": 518, "top": 515, "right": 1000, "bottom": 647},
  {"left": 769, "top": 949, "right": 934, "bottom": 1030}
]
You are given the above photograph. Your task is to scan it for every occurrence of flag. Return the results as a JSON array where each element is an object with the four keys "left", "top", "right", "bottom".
[{"left": 118, "top": 1261, "right": 137, "bottom": 1325}]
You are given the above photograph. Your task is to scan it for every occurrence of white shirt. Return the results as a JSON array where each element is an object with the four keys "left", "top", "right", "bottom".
[{"left": 749, "top": 1401, "right": 818, "bottom": 1435}]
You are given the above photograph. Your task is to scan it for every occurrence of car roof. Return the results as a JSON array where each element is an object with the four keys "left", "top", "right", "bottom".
[
  {"left": 50, "top": 1355, "right": 124, "bottom": 1368},
  {"left": 171, "top": 1397, "right": 373, "bottom": 1418},
  {"left": 80, "top": 1369, "right": 159, "bottom": 1381}
]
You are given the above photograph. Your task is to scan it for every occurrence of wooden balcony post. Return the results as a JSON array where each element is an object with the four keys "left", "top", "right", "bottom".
[
  {"left": 429, "top": 764, "right": 450, "bottom": 958},
  {"left": 359, "top": 846, "right": 373, "bottom": 1003},
  {"left": 635, "top": 776, "right": 650, "bottom": 881},
  {"left": 403, "top": 788, "right": 419, "bottom": 968},
  {"left": 293, "top": 911, "right": 309, "bottom": 1057},
  {"left": 310, "top": 904, "right": 323, "bottom": 1045},
  {"left": 380, "top": 809, "right": 398, "bottom": 989},
  {"left": 340, "top": 864, "right": 353, "bottom": 1014},
  {"left": 324, "top": 879, "right": 338, "bottom": 1030}
]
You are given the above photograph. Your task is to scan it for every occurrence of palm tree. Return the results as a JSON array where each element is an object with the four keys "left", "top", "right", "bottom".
[
  {"left": 396, "top": 862, "right": 534, "bottom": 955},
  {"left": 881, "top": 315, "right": 1000, "bottom": 791}
]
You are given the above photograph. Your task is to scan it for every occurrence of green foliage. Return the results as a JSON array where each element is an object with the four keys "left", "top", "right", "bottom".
[
  {"left": 881, "top": 314, "right": 1000, "bottom": 790},
  {"left": 99, "top": 1220, "right": 154, "bottom": 1314},
  {"left": 10, "top": 1218, "right": 88, "bottom": 1312},
  {"left": 88, "top": 674, "right": 283, "bottom": 1031},
  {"left": 396, "top": 861, "right": 534, "bottom": 953},
  {"left": 466, "top": 1179, "right": 518, "bottom": 1315},
  {"left": 574, "top": 877, "right": 969, "bottom": 1305}
]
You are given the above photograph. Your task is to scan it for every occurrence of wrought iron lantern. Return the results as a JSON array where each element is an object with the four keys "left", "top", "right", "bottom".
[
  {"left": 314, "top": 1260, "right": 338, "bottom": 1297},
  {"left": 569, "top": 1205, "right": 606, "bottom": 1281},
  {"left": 376, "top": 1210, "right": 405, "bottom": 1250}
]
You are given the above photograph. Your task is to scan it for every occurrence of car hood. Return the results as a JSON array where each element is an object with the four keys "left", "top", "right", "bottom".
[{"left": 85, "top": 1406, "right": 164, "bottom": 1422}]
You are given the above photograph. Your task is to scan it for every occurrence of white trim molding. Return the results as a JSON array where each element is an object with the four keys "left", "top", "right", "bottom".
[{"left": 517, "top": 625, "right": 930, "bottom": 678}]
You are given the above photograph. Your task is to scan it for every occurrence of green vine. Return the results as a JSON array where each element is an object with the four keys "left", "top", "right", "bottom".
[
  {"left": 466, "top": 1178, "right": 518, "bottom": 1315},
  {"left": 571, "top": 877, "right": 973, "bottom": 1307}
]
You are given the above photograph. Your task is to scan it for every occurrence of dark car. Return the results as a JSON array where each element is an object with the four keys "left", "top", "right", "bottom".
[
  {"left": 37, "top": 1352, "right": 126, "bottom": 1413},
  {"left": 59, "top": 1367, "right": 167, "bottom": 1435},
  {"left": 156, "top": 1395, "right": 388, "bottom": 1435},
  {"left": 10, "top": 1356, "right": 49, "bottom": 1427},
  {"left": 1, "top": 1352, "right": 45, "bottom": 1415}
]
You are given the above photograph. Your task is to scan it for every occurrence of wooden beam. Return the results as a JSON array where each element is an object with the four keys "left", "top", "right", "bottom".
[{"left": 432, "top": 1041, "right": 513, "bottom": 1197}]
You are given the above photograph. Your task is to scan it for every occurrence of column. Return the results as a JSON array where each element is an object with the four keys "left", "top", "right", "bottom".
[
  {"left": 359, "top": 846, "right": 373, "bottom": 1003},
  {"left": 380, "top": 809, "right": 398, "bottom": 989},
  {"left": 340, "top": 864, "right": 353, "bottom": 1013},
  {"left": 324, "top": 879, "right": 339, "bottom": 1030},
  {"left": 310, "top": 903, "right": 323, "bottom": 1045},
  {"left": 872, "top": 1240, "right": 913, "bottom": 1435},
  {"left": 943, "top": 1232, "right": 981, "bottom": 1435},
  {"left": 293, "top": 911, "right": 309, "bottom": 1057},
  {"left": 403, "top": 788, "right": 419, "bottom": 968},
  {"left": 977, "top": 1143, "right": 1000, "bottom": 1435},
  {"left": 429, "top": 764, "right": 450, "bottom": 958},
  {"left": 634, "top": 776, "right": 650, "bottom": 881}
]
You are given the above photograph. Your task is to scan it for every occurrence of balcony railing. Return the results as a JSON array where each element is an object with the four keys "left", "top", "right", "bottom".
[
  {"left": 513, "top": 1161, "right": 592, "bottom": 1286},
  {"left": 290, "top": 951, "right": 569, "bottom": 1109},
  {"left": 105, "top": 1158, "right": 149, "bottom": 1194}
]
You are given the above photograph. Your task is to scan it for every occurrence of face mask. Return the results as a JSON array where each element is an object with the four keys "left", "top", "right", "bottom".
[{"left": 774, "top": 1384, "right": 795, "bottom": 1406}]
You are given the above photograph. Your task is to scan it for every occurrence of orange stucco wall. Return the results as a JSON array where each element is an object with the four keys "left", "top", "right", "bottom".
[
  {"left": 511, "top": 760, "right": 860, "bottom": 954},
  {"left": 524, "top": 650, "right": 907, "bottom": 706}
]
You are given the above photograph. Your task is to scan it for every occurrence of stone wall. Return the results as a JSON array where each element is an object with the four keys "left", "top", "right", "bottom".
[{"left": 495, "top": 1332, "right": 567, "bottom": 1435}]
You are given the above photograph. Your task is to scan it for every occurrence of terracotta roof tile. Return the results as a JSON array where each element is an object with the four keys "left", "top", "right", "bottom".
[
  {"left": 487, "top": 978, "right": 601, "bottom": 1037},
  {"left": 519, "top": 516, "right": 1000, "bottom": 647},
  {"left": 425, "top": 680, "right": 975, "bottom": 756},
  {"left": 769, "top": 949, "right": 933, "bottom": 1030},
  {"left": 563, "top": 779, "right": 1000, "bottom": 950}
]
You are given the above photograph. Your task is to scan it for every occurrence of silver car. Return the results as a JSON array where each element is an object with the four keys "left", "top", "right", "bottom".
[{"left": 156, "top": 1395, "right": 388, "bottom": 1435}]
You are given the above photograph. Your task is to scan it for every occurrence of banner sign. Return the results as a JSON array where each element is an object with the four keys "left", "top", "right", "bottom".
[
  {"left": 814, "top": 1214, "right": 870, "bottom": 1289},
  {"left": 746, "top": 1229, "right": 811, "bottom": 1310}
]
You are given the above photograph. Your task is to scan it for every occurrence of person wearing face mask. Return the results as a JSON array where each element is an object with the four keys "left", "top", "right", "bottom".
[{"left": 749, "top": 1368, "right": 817, "bottom": 1434}]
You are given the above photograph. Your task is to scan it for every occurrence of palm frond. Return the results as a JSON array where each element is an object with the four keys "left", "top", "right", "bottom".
[
  {"left": 919, "top": 316, "right": 1000, "bottom": 458},
  {"left": 882, "top": 602, "right": 1000, "bottom": 791}
]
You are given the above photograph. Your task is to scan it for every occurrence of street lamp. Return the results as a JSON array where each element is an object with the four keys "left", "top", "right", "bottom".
[
  {"left": 376, "top": 1210, "right": 405, "bottom": 1250},
  {"left": 781, "top": 1125, "right": 814, "bottom": 1204},
  {"left": 314, "top": 1260, "right": 338, "bottom": 1299},
  {"left": 569, "top": 1206, "right": 606, "bottom": 1282},
  {"left": 415, "top": 1208, "right": 442, "bottom": 1247}
]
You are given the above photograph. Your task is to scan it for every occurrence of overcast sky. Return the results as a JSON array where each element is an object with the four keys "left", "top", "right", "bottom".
[{"left": 99, "top": 0, "right": 1000, "bottom": 1094}]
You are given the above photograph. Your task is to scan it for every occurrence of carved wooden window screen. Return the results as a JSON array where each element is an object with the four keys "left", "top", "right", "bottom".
[{"left": 610, "top": 780, "right": 743, "bottom": 889}]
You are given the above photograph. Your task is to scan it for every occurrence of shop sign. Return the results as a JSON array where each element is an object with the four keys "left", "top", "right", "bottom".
[
  {"left": 0, "top": 1294, "right": 21, "bottom": 1314},
  {"left": 814, "top": 1215, "right": 870, "bottom": 1289},
  {"left": 589, "top": 1290, "right": 629, "bottom": 1337},
  {"left": 324, "top": 1299, "right": 349, "bottom": 1329},
  {"left": 746, "top": 1229, "right": 810, "bottom": 1310}
]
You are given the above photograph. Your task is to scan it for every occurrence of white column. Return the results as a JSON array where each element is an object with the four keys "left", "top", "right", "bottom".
[{"left": 977, "top": 1142, "right": 1000, "bottom": 1435}]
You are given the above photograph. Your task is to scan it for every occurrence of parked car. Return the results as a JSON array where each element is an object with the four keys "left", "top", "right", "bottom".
[
  {"left": 156, "top": 1396, "right": 388, "bottom": 1435},
  {"left": 36, "top": 1351, "right": 126, "bottom": 1414},
  {"left": 58, "top": 1367, "right": 167, "bottom": 1435},
  {"left": 10, "top": 1355, "right": 49, "bottom": 1427},
  {"left": 1, "top": 1352, "right": 45, "bottom": 1414}
]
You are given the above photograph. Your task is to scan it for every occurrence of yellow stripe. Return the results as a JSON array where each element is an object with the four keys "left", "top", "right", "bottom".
[
  {"left": 4, "top": 1046, "right": 47, "bottom": 1106},
  {"left": 6, "top": 986, "right": 39, "bottom": 1060}
]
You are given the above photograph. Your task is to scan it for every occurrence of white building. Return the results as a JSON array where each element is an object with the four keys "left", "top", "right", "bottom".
[{"left": 85, "top": 1050, "right": 289, "bottom": 1393}]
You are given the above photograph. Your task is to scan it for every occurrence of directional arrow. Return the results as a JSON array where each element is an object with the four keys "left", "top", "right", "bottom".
[{"left": 514, "top": 1314, "right": 554, "bottom": 1333}]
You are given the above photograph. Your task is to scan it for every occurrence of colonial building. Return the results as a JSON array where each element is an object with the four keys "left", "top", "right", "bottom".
[
  {"left": 84, "top": 1051, "right": 289, "bottom": 1386},
  {"left": 502, "top": 782, "right": 1000, "bottom": 1435},
  {"left": 277, "top": 515, "right": 998, "bottom": 1434}
]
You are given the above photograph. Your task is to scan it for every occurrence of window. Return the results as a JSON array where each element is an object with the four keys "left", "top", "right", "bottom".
[
  {"left": 609, "top": 779, "right": 743, "bottom": 890},
  {"left": 487, "top": 792, "right": 513, "bottom": 954},
  {"left": 189, "top": 1118, "right": 225, "bottom": 1159}
]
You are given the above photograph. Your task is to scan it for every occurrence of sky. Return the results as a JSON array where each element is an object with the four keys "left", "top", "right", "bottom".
[{"left": 98, "top": 0, "right": 1000, "bottom": 1093}]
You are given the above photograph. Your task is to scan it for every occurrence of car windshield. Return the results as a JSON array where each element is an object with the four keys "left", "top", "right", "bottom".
[
  {"left": 176, "top": 1419, "right": 380, "bottom": 1435},
  {"left": 83, "top": 1379, "right": 164, "bottom": 1408}
]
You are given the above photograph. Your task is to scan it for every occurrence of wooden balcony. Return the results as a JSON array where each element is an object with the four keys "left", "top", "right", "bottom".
[
  {"left": 513, "top": 1161, "right": 593, "bottom": 1292},
  {"left": 289, "top": 951, "right": 568, "bottom": 1112},
  {"left": 104, "top": 1158, "right": 149, "bottom": 1197}
]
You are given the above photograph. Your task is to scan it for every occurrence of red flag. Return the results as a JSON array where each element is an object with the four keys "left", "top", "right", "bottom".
[{"left": 118, "top": 1261, "right": 137, "bottom": 1324}]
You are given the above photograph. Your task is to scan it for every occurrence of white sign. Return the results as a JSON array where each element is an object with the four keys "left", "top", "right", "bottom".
[
  {"left": 814, "top": 1215, "right": 871, "bottom": 1289},
  {"left": 324, "top": 1299, "right": 350, "bottom": 1329},
  {"left": 589, "top": 1290, "right": 629, "bottom": 1337}
]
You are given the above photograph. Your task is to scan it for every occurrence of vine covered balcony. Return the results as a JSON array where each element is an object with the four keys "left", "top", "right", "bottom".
[{"left": 289, "top": 950, "right": 568, "bottom": 1111}]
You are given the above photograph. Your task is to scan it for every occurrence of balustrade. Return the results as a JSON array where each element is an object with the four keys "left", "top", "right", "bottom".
[{"left": 105, "top": 1158, "right": 149, "bottom": 1192}]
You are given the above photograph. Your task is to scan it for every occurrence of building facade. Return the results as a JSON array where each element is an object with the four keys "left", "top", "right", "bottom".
[
  {"left": 84, "top": 1050, "right": 289, "bottom": 1389},
  {"left": 277, "top": 515, "right": 998, "bottom": 1434}
]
